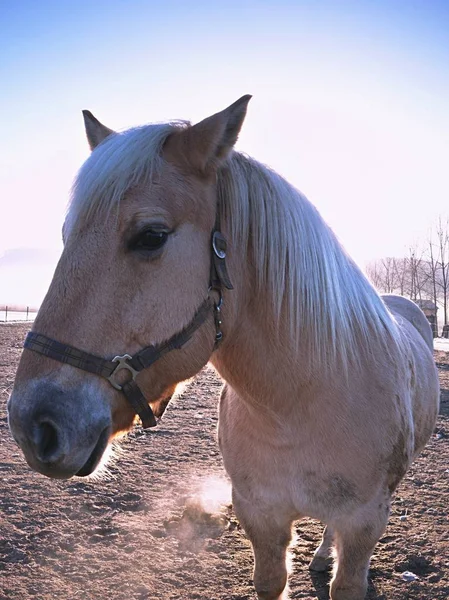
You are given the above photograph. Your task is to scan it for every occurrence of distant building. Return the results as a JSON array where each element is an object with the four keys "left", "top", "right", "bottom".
[{"left": 415, "top": 299, "right": 438, "bottom": 337}]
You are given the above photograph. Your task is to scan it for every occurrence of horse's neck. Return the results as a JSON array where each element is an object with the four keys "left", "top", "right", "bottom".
[
  {"left": 210, "top": 290, "right": 311, "bottom": 411},
  {"left": 211, "top": 182, "right": 320, "bottom": 408}
]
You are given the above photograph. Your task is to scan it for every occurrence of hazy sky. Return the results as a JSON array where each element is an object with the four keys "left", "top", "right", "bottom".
[{"left": 1, "top": 0, "right": 448, "bottom": 305}]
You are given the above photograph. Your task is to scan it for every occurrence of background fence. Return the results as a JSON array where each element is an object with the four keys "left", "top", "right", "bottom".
[{"left": 0, "top": 305, "right": 38, "bottom": 322}]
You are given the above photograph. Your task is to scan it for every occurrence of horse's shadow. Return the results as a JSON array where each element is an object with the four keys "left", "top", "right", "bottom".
[{"left": 308, "top": 569, "right": 330, "bottom": 599}]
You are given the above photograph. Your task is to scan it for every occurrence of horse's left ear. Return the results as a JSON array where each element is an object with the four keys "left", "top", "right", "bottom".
[
  {"left": 164, "top": 95, "right": 252, "bottom": 173},
  {"left": 82, "top": 110, "right": 116, "bottom": 151}
]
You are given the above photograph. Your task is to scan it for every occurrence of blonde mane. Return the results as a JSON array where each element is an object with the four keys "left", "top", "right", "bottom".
[
  {"left": 68, "top": 122, "right": 400, "bottom": 369},
  {"left": 218, "top": 153, "right": 400, "bottom": 368}
]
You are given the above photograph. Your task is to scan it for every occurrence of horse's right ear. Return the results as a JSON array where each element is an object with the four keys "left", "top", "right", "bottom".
[
  {"left": 82, "top": 110, "right": 115, "bottom": 151},
  {"left": 164, "top": 95, "right": 252, "bottom": 175}
]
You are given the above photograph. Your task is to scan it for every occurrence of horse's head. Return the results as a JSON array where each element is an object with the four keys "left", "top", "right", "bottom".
[{"left": 8, "top": 96, "right": 251, "bottom": 478}]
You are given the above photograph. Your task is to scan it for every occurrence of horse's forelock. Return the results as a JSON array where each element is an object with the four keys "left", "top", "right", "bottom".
[{"left": 66, "top": 121, "right": 188, "bottom": 231}]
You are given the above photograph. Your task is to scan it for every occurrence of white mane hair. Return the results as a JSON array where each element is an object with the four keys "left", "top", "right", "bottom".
[
  {"left": 218, "top": 153, "right": 401, "bottom": 369},
  {"left": 67, "top": 122, "right": 400, "bottom": 370}
]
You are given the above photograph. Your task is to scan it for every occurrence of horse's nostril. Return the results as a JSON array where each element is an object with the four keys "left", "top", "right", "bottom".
[{"left": 34, "top": 421, "right": 62, "bottom": 464}]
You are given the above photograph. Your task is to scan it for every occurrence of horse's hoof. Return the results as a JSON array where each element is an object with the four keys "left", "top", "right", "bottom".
[
  {"left": 309, "top": 555, "right": 333, "bottom": 572},
  {"left": 330, "top": 582, "right": 368, "bottom": 600}
]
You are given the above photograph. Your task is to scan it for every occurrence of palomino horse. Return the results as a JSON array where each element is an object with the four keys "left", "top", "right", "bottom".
[{"left": 8, "top": 97, "right": 439, "bottom": 600}]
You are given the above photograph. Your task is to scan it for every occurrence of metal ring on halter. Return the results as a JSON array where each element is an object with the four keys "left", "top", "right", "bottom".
[
  {"left": 212, "top": 231, "right": 227, "bottom": 259},
  {"left": 107, "top": 354, "right": 139, "bottom": 391}
]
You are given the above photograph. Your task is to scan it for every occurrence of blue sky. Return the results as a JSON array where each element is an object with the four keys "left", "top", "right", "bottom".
[{"left": 1, "top": 1, "right": 448, "bottom": 305}]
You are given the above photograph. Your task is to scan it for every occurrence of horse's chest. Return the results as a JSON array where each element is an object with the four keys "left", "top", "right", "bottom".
[{"left": 218, "top": 393, "right": 376, "bottom": 521}]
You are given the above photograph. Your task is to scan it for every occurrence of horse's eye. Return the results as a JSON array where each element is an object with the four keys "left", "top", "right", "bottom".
[{"left": 130, "top": 229, "right": 169, "bottom": 252}]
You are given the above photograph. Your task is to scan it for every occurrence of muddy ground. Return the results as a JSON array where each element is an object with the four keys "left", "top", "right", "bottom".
[{"left": 1, "top": 322, "right": 448, "bottom": 600}]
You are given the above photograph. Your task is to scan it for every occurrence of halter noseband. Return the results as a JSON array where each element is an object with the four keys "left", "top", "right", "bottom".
[{"left": 23, "top": 218, "right": 233, "bottom": 428}]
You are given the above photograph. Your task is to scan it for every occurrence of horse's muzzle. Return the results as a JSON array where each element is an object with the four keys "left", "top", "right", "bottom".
[{"left": 7, "top": 380, "right": 111, "bottom": 479}]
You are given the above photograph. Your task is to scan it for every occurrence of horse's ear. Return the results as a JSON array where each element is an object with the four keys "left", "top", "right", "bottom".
[
  {"left": 82, "top": 110, "right": 116, "bottom": 151},
  {"left": 164, "top": 95, "right": 252, "bottom": 173}
]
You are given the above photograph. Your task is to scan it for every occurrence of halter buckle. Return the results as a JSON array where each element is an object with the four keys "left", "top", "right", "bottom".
[{"left": 107, "top": 354, "right": 139, "bottom": 391}]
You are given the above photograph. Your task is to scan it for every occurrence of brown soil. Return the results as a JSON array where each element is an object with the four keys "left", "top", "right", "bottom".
[{"left": 1, "top": 323, "right": 448, "bottom": 600}]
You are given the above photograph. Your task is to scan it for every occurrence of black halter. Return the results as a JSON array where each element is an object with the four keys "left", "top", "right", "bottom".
[{"left": 23, "top": 219, "right": 233, "bottom": 428}]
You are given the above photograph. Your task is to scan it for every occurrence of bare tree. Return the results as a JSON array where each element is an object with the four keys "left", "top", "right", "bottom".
[
  {"left": 435, "top": 217, "right": 449, "bottom": 325},
  {"left": 427, "top": 231, "right": 439, "bottom": 318},
  {"left": 367, "top": 216, "right": 448, "bottom": 331},
  {"left": 407, "top": 245, "right": 428, "bottom": 302},
  {"left": 365, "top": 261, "right": 384, "bottom": 290},
  {"left": 392, "top": 257, "right": 408, "bottom": 296},
  {"left": 381, "top": 257, "right": 397, "bottom": 293},
  {"left": 366, "top": 257, "right": 401, "bottom": 294}
]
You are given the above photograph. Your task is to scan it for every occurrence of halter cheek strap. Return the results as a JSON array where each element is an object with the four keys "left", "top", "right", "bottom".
[{"left": 23, "top": 219, "right": 233, "bottom": 428}]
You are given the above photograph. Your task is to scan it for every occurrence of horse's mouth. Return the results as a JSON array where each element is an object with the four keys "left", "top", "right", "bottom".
[{"left": 76, "top": 427, "right": 110, "bottom": 477}]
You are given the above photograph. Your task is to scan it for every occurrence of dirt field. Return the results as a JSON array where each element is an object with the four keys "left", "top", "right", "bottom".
[{"left": 1, "top": 323, "right": 448, "bottom": 600}]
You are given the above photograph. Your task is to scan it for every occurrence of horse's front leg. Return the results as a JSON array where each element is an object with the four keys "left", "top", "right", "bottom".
[
  {"left": 233, "top": 488, "right": 293, "bottom": 600},
  {"left": 309, "top": 524, "right": 334, "bottom": 572},
  {"left": 330, "top": 493, "right": 391, "bottom": 600}
]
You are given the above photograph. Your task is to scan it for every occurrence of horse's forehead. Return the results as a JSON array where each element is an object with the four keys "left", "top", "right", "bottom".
[{"left": 123, "top": 166, "right": 214, "bottom": 222}]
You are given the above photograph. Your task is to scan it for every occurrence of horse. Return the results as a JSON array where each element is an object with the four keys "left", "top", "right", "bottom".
[{"left": 8, "top": 96, "right": 439, "bottom": 600}]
